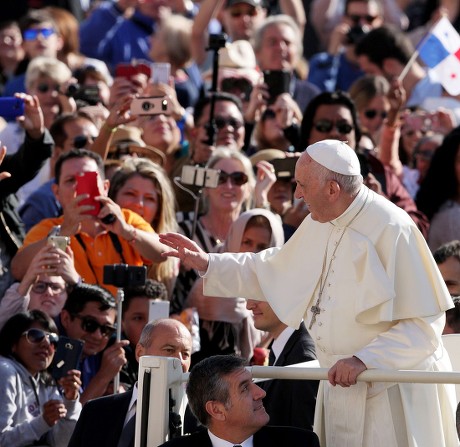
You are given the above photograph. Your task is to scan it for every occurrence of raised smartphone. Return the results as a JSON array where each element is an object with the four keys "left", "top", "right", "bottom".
[
  {"left": 0, "top": 97, "right": 25, "bottom": 120},
  {"left": 115, "top": 61, "right": 151, "bottom": 80},
  {"left": 50, "top": 336, "right": 84, "bottom": 381},
  {"left": 47, "top": 235, "right": 70, "bottom": 251},
  {"left": 75, "top": 171, "right": 100, "bottom": 216},
  {"left": 151, "top": 62, "right": 171, "bottom": 84},
  {"left": 130, "top": 96, "right": 170, "bottom": 116},
  {"left": 263, "top": 70, "right": 291, "bottom": 103}
]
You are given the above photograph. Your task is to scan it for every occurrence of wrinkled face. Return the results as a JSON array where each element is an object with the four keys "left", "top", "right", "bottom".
[
  {"left": 122, "top": 297, "right": 149, "bottom": 346},
  {"left": 294, "top": 154, "right": 330, "bottom": 222},
  {"left": 308, "top": 104, "right": 356, "bottom": 148},
  {"left": 29, "top": 274, "right": 67, "bottom": 317},
  {"left": 256, "top": 23, "right": 299, "bottom": 71},
  {"left": 114, "top": 174, "right": 159, "bottom": 225},
  {"left": 194, "top": 101, "right": 245, "bottom": 153},
  {"left": 137, "top": 322, "right": 192, "bottom": 372},
  {"left": 53, "top": 157, "right": 108, "bottom": 211},
  {"left": 239, "top": 226, "right": 271, "bottom": 253},
  {"left": 22, "top": 21, "right": 62, "bottom": 59},
  {"left": 61, "top": 302, "right": 116, "bottom": 357},
  {"left": 221, "top": 3, "right": 265, "bottom": 41},
  {"left": 139, "top": 114, "right": 180, "bottom": 154},
  {"left": 12, "top": 323, "right": 56, "bottom": 376},
  {"left": 438, "top": 257, "right": 460, "bottom": 297},
  {"left": 206, "top": 158, "right": 250, "bottom": 213},
  {"left": 219, "top": 368, "right": 269, "bottom": 433}
]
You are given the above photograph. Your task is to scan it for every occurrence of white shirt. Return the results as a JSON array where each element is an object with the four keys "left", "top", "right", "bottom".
[
  {"left": 208, "top": 430, "right": 253, "bottom": 447},
  {"left": 270, "top": 326, "right": 295, "bottom": 365},
  {"left": 124, "top": 384, "right": 138, "bottom": 426}
]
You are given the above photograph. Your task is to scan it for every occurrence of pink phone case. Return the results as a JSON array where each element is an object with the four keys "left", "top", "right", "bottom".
[{"left": 75, "top": 171, "right": 101, "bottom": 216}]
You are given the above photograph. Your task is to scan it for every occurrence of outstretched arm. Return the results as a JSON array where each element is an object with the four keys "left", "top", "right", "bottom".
[{"left": 159, "top": 232, "right": 210, "bottom": 272}]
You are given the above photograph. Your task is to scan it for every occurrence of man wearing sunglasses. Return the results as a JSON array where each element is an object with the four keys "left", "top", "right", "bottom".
[
  {"left": 57, "top": 283, "right": 130, "bottom": 405},
  {"left": 308, "top": 0, "right": 384, "bottom": 93}
]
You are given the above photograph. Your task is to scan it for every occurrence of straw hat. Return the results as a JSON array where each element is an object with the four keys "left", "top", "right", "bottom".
[{"left": 108, "top": 126, "right": 166, "bottom": 166}]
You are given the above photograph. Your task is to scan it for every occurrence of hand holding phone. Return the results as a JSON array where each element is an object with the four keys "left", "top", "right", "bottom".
[
  {"left": 263, "top": 70, "right": 291, "bottom": 104},
  {"left": 0, "top": 97, "right": 25, "bottom": 120},
  {"left": 47, "top": 235, "right": 70, "bottom": 251},
  {"left": 50, "top": 336, "right": 84, "bottom": 381},
  {"left": 75, "top": 171, "right": 101, "bottom": 216}
]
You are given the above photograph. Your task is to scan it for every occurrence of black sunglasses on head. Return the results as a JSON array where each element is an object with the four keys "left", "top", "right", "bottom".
[
  {"left": 218, "top": 170, "right": 249, "bottom": 186},
  {"left": 22, "top": 328, "right": 59, "bottom": 346},
  {"left": 313, "top": 119, "right": 354, "bottom": 135},
  {"left": 72, "top": 314, "right": 116, "bottom": 337}
]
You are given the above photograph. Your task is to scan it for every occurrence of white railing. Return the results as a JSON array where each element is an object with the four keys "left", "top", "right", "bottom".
[{"left": 135, "top": 356, "right": 460, "bottom": 447}]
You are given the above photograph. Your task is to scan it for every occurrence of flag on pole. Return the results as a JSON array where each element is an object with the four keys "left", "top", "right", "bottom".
[{"left": 418, "top": 16, "right": 460, "bottom": 96}]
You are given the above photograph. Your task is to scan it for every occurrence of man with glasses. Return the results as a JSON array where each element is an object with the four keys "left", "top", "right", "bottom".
[
  {"left": 58, "top": 282, "right": 129, "bottom": 404},
  {"left": 19, "top": 111, "right": 99, "bottom": 231},
  {"left": 308, "top": 0, "right": 384, "bottom": 92}
]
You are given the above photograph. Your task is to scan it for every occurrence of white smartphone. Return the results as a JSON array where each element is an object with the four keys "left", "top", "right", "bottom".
[
  {"left": 149, "top": 299, "right": 170, "bottom": 322},
  {"left": 47, "top": 235, "right": 70, "bottom": 251},
  {"left": 151, "top": 62, "right": 171, "bottom": 84}
]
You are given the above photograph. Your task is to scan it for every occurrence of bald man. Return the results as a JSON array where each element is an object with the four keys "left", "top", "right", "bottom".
[{"left": 68, "top": 318, "right": 192, "bottom": 447}]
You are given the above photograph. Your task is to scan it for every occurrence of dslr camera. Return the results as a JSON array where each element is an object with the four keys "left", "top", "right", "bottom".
[
  {"left": 103, "top": 264, "right": 146, "bottom": 288},
  {"left": 66, "top": 84, "right": 100, "bottom": 106},
  {"left": 346, "top": 25, "right": 368, "bottom": 45}
]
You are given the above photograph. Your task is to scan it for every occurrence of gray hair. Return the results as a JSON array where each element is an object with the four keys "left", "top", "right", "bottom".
[
  {"left": 25, "top": 56, "right": 72, "bottom": 91},
  {"left": 314, "top": 162, "right": 363, "bottom": 195},
  {"left": 186, "top": 355, "right": 248, "bottom": 427},
  {"left": 252, "top": 14, "right": 303, "bottom": 59}
]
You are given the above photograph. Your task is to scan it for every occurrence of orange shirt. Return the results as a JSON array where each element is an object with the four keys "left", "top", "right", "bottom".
[{"left": 22, "top": 209, "right": 154, "bottom": 296}]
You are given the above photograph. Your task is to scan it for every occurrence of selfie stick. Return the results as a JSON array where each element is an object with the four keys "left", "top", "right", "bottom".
[
  {"left": 113, "top": 287, "right": 124, "bottom": 394},
  {"left": 173, "top": 177, "right": 202, "bottom": 240}
]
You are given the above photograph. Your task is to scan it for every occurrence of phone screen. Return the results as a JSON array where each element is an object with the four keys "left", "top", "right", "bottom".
[
  {"left": 263, "top": 70, "right": 291, "bottom": 103},
  {"left": 75, "top": 171, "right": 100, "bottom": 216}
]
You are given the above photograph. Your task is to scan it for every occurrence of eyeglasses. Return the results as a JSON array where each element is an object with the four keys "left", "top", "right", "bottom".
[
  {"left": 218, "top": 170, "right": 249, "bottom": 186},
  {"left": 261, "top": 108, "right": 276, "bottom": 121},
  {"left": 204, "top": 117, "right": 244, "bottom": 131},
  {"left": 23, "top": 27, "right": 55, "bottom": 41},
  {"left": 229, "top": 7, "right": 258, "bottom": 18},
  {"left": 73, "top": 135, "right": 97, "bottom": 149},
  {"left": 364, "top": 109, "right": 388, "bottom": 120},
  {"left": 347, "top": 14, "right": 377, "bottom": 25},
  {"left": 72, "top": 314, "right": 116, "bottom": 337},
  {"left": 22, "top": 328, "right": 59, "bottom": 346},
  {"left": 36, "top": 82, "right": 60, "bottom": 94},
  {"left": 31, "top": 281, "right": 66, "bottom": 295},
  {"left": 221, "top": 77, "right": 253, "bottom": 101},
  {"left": 313, "top": 119, "right": 354, "bottom": 135}
]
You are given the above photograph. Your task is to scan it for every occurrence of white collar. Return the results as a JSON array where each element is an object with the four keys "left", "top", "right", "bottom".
[
  {"left": 208, "top": 429, "right": 254, "bottom": 447},
  {"left": 271, "top": 326, "right": 295, "bottom": 365},
  {"left": 124, "top": 383, "right": 138, "bottom": 425}
]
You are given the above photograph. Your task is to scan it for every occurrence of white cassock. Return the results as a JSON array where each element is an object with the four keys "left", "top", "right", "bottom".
[{"left": 202, "top": 186, "right": 458, "bottom": 447}]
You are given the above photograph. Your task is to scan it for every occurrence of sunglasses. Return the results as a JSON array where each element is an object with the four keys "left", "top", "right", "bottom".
[
  {"left": 32, "top": 281, "right": 66, "bottom": 295},
  {"left": 313, "top": 119, "right": 354, "bottom": 135},
  {"left": 229, "top": 8, "right": 258, "bottom": 18},
  {"left": 204, "top": 117, "right": 244, "bottom": 131},
  {"left": 347, "top": 14, "right": 377, "bottom": 25},
  {"left": 364, "top": 109, "right": 388, "bottom": 120},
  {"left": 36, "top": 82, "right": 60, "bottom": 94},
  {"left": 22, "top": 328, "right": 59, "bottom": 346},
  {"left": 218, "top": 170, "right": 249, "bottom": 186},
  {"left": 221, "top": 77, "right": 253, "bottom": 101},
  {"left": 23, "top": 27, "right": 55, "bottom": 41},
  {"left": 73, "top": 135, "right": 97, "bottom": 149},
  {"left": 72, "top": 314, "right": 116, "bottom": 337}
]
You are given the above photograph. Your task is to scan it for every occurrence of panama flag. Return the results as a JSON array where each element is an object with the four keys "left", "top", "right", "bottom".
[{"left": 418, "top": 16, "right": 460, "bottom": 96}]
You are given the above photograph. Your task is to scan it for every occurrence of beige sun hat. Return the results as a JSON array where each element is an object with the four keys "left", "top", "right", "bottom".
[{"left": 108, "top": 126, "right": 166, "bottom": 166}]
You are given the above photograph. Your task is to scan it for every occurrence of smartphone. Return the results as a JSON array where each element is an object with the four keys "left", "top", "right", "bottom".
[
  {"left": 271, "top": 157, "right": 299, "bottom": 179},
  {"left": 263, "top": 70, "right": 291, "bottom": 103},
  {"left": 50, "top": 336, "right": 84, "bottom": 381},
  {"left": 130, "top": 96, "right": 170, "bottom": 116},
  {"left": 151, "top": 62, "right": 171, "bottom": 84},
  {"left": 0, "top": 97, "right": 25, "bottom": 120},
  {"left": 75, "top": 171, "right": 101, "bottom": 216},
  {"left": 115, "top": 61, "right": 151, "bottom": 80},
  {"left": 149, "top": 299, "right": 170, "bottom": 322},
  {"left": 180, "top": 165, "right": 220, "bottom": 188},
  {"left": 47, "top": 235, "right": 70, "bottom": 251}
]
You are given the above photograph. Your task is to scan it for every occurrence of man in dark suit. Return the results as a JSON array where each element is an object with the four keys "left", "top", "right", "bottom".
[
  {"left": 247, "top": 299, "right": 319, "bottom": 430},
  {"left": 159, "top": 355, "right": 320, "bottom": 447},
  {"left": 67, "top": 318, "right": 193, "bottom": 447}
]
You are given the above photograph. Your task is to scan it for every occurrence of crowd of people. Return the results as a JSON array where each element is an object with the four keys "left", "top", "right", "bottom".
[{"left": 0, "top": 0, "right": 460, "bottom": 446}]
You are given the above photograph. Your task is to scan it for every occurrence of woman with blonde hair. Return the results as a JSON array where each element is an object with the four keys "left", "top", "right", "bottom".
[{"left": 108, "top": 157, "right": 178, "bottom": 295}]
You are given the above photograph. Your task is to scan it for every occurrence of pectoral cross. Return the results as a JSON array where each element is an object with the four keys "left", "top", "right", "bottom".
[{"left": 309, "top": 303, "right": 322, "bottom": 330}]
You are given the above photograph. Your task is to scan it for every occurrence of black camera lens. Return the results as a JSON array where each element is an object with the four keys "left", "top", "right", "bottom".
[
  {"left": 346, "top": 25, "right": 367, "bottom": 45},
  {"left": 142, "top": 101, "right": 152, "bottom": 111},
  {"left": 66, "top": 84, "right": 79, "bottom": 97},
  {"left": 161, "top": 99, "right": 167, "bottom": 111}
]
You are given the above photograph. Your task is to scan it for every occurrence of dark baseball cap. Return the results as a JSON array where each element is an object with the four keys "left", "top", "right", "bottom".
[{"left": 225, "top": 0, "right": 264, "bottom": 8}]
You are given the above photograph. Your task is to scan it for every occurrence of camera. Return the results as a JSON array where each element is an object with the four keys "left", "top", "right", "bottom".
[
  {"left": 208, "top": 33, "right": 227, "bottom": 51},
  {"left": 130, "top": 96, "right": 170, "bottom": 116},
  {"left": 346, "top": 25, "right": 368, "bottom": 45},
  {"left": 66, "top": 84, "right": 100, "bottom": 106},
  {"left": 103, "top": 264, "right": 146, "bottom": 288},
  {"left": 180, "top": 165, "right": 220, "bottom": 188}
]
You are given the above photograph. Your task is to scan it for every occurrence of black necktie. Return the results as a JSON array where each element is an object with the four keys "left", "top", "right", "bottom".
[
  {"left": 117, "top": 414, "right": 136, "bottom": 447},
  {"left": 268, "top": 349, "right": 276, "bottom": 366}
]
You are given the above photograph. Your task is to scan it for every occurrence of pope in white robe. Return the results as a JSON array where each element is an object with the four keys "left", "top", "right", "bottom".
[{"left": 160, "top": 140, "right": 458, "bottom": 447}]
